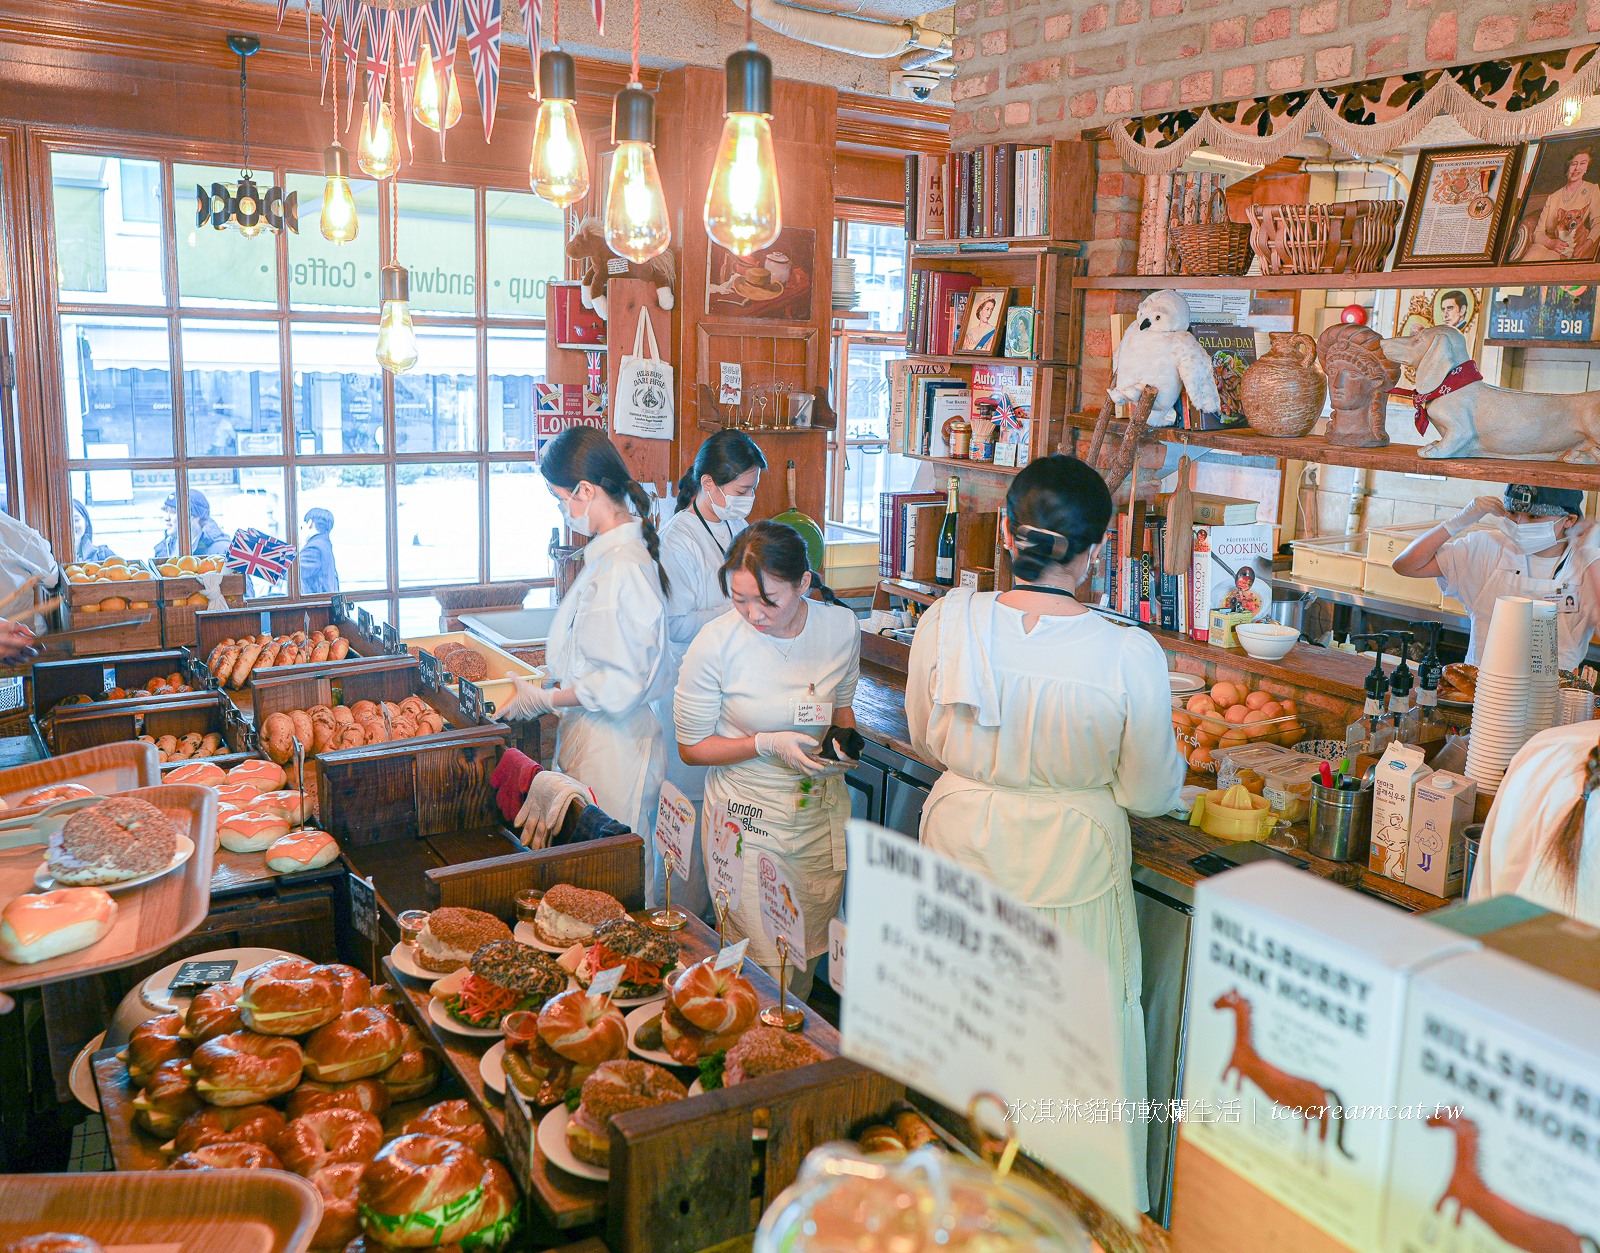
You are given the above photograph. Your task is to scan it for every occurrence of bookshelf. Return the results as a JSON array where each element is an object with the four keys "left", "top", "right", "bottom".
[{"left": 1072, "top": 260, "right": 1600, "bottom": 291}]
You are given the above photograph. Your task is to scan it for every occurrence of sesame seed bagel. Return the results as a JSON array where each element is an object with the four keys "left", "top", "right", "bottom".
[
  {"left": 48, "top": 796, "right": 178, "bottom": 886},
  {"left": 532, "top": 884, "right": 625, "bottom": 946},
  {"left": 566, "top": 1060, "right": 685, "bottom": 1167},
  {"left": 723, "top": 1026, "right": 825, "bottom": 1086}
]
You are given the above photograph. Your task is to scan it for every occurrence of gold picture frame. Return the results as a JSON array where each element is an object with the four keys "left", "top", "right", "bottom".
[
  {"left": 955, "top": 286, "right": 1011, "bottom": 356},
  {"left": 1394, "top": 144, "right": 1522, "bottom": 269}
]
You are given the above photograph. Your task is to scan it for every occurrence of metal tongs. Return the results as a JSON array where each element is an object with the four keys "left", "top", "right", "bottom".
[{"left": 0, "top": 793, "right": 105, "bottom": 850}]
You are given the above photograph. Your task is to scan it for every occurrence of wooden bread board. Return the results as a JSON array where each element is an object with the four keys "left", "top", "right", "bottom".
[
  {"left": 0, "top": 1168, "right": 322, "bottom": 1253},
  {"left": 0, "top": 783, "right": 217, "bottom": 991}
]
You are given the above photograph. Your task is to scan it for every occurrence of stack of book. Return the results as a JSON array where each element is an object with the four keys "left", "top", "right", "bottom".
[
  {"left": 878, "top": 490, "right": 948, "bottom": 579},
  {"left": 906, "top": 270, "right": 979, "bottom": 355},
  {"left": 886, "top": 360, "right": 1036, "bottom": 462},
  {"left": 904, "top": 146, "right": 1055, "bottom": 241}
]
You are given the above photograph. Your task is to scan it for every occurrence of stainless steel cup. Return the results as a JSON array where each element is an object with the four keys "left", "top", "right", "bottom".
[{"left": 1307, "top": 781, "right": 1372, "bottom": 863}]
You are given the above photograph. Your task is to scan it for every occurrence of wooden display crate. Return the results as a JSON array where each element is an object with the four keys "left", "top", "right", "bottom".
[
  {"left": 59, "top": 575, "right": 162, "bottom": 655},
  {"left": 158, "top": 572, "right": 247, "bottom": 647},
  {"left": 40, "top": 689, "right": 251, "bottom": 760},
  {"left": 30, "top": 649, "right": 195, "bottom": 717},
  {"left": 403, "top": 629, "right": 543, "bottom": 717},
  {"left": 906, "top": 507, "right": 999, "bottom": 585},
  {"left": 193, "top": 595, "right": 384, "bottom": 664}
]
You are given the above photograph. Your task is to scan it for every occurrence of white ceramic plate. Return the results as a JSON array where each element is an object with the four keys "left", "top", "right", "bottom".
[
  {"left": 69, "top": 1031, "right": 106, "bottom": 1111},
  {"left": 35, "top": 834, "right": 194, "bottom": 894},
  {"left": 623, "top": 1003, "right": 679, "bottom": 1067},
  {"left": 427, "top": 968, "right": 507, "bottom": 1038},
  {"left": 140, "top": 946, "right": 293, "bottom": 1012},
  {"left": 512, "top": 921, "right": 577, "bottom": 954},
  {"left": 480, "top": 1040, "right": 507, "bottom": 1096},
  {"left": 687, "top": 1078, "right": 766, "bottom": 1138},
  {"left": 1168, "top": 673, "right": 1206, "bottom": 694},
  {"left": 573, "top": 963, "right": 681, "bottom": 1008},
  {"left": 389, "top": 942, "right": 439, "bottom": 982},
  {"left": 537, "top": 1104, "right": 608, "bottom": 1180}
]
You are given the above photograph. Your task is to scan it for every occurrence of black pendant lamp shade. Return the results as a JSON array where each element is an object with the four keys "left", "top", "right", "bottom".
[
  {"left": 724, "top": 46, "right": 773, "bottom": 115},
  {"left": 612, "top": 83, "right": 656, "bottom": 144},
  {"left": 540, "top": 49, "right": 578, "bottom": 103}
]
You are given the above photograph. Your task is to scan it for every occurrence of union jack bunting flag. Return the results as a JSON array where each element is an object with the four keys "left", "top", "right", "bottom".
[
  {"left": 364, "top": 3, "right": 394, "bottom": 130},
  {"left": 343, "top": 1, "right": 367, "bottom": 126},
  {"left": 423, "top": 0, "right": 463, "bottom": 153},
  {"left": 394, "top": 3, "right": 427, "bottom": 154},
  {"left": 520, "top": 0, "right": 540, "bottom": 81},
  {"left": 593, "top": 0, "right": 603, "bottom": 35},
  {"left": 277, "top": 0, "right": 290, "bottom": 29},
  {"left": 319, "top": 0, "right": 342, "bottom": 105},
  {"left": 226, "top": 529, "right": 298, "bottom": 584},
  {"left": 463, "top": 0, "right": 503, "bottom": 143}
]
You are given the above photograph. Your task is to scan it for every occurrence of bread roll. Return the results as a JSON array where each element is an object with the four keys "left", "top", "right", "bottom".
[
  {"left": 0, "top": 887, "right": 116, "bottom": 964},
  {"left": 229, "top": 643, "right": 263, "bottom": 689}
]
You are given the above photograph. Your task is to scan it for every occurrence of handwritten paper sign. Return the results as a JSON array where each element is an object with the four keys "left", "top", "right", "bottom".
[
  {"left": 168, "top": 959, "right": 238, "bottom": 995},
  {"left": 706, "top": 802, "right": 744, "bottom": 909},
  {"left": 757, "top": 852, "right": 806, "bottom": 957},
  {"left": 827, "top": 918, "right": 846, "bottom": 994},
  {"left": 655, "top": 781, "right": 695, "bottom": 881},
  {"left": 349, "top": 873, "right": 379, "bottom": 943},
  {"left": 588, "top": 963, "right": 624, "bottom": 999},
  {"left": 714, "top": 937, "right": 750, "bottom": 972},
  {"left": 840, "top": 820, "right": 1138, "bottom": 1230}
]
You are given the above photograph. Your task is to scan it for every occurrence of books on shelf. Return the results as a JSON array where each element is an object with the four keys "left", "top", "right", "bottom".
[
  {"left": 971, "top": 364, "right": 1034, "bottom": 467},
  {"left": 908, "top": 270, "right": 981, "bottom": 355},
  {"left": 1094, "top": 510, "right": 1271, "bottom": 639},
  {"left": 904, "top": 155, "right": 947, "bottom": 241},
  {"left": 906, "top": 146, "right": 1054, "bottom": 242},
  {"left": 1156, "top": 493, "right": 1260, "bottom": 526},
  {"left": 1179, "top": 324, "right": 1255, "bottom": 430},
  {"left": 887, "top": 359, "right": 950, "bottom": 454},
  {"left": 878, "top": 490, "right": 945, "bottom": 577}
]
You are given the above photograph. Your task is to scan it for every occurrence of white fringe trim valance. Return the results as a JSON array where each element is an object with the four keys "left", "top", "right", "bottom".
[{"left": 1111, "top": 47, "right": 1600, "bottom": 175}]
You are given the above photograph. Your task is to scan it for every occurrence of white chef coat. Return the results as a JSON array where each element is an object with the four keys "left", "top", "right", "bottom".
[
  {"left": 906, "top": 589, "right": 1185, "bottom": 1213},
  {"left": 650, "top": 504, "right": 745, "bottom": 918},
  {"left": 0, "top": 511, "right": 60, "bottom": 632},
  {"left": 545, "top": 521, "right": 670, "bottom": 896},
  {"left": 674, "top": 600, "right": 860, "bottom": 967},
  {"left": 1470, "top": 721, "right": 1600, "bottom": 924},
  {"left": 1436, "top": 524, "right": 1600, "bottom": 670}
]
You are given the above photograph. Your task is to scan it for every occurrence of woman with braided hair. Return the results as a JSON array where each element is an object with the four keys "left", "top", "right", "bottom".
[
  {"left": 906, "top": 454, "right": 1185, "bottom": 1211},
  {"left": 500, "top": 427, "right": 672, "bottom": 895},
  {"left": 1470, "top": 722, "right": 1600, "bottom": 922}
]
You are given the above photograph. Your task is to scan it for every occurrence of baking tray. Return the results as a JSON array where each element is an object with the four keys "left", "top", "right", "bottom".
[
  {"left": 0, "top": 783, "right": 217, "bottom": 991},
  {"left": 0, "top": 740, "right": 160, "bottom": 817},
  {"left": 0, "top": 1169, "right": 321, "bottom": 1253}
]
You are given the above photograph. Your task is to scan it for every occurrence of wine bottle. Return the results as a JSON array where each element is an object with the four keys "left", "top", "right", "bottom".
[{"left": 935, "top": 476, "right": 959, "bottom": 586}]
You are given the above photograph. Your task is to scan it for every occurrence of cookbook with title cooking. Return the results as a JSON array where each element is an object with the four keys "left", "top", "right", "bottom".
[
  {"left": 1382, "top": 948, "right": 1600, "bottom": 1253},
  {"left": 1182, "top": 863, "right": 1476, "bottom": 1252}
]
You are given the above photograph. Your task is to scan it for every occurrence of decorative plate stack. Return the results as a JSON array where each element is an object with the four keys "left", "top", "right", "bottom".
[
  {"left": 1465, "top": 595, "right": 1535, "bottom": 793},
  {"left": 832, "top": 257, "right": 857, "bottom": 311}
]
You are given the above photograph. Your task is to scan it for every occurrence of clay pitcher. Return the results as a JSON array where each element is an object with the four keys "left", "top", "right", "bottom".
[{"left": 1242, "top": 332, "right": 1325, "bottom": 438}]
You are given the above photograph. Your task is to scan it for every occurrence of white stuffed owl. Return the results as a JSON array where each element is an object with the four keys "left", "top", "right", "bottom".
[{"left": 1109, "top": 290, "right": 1222, "bottom": 428}]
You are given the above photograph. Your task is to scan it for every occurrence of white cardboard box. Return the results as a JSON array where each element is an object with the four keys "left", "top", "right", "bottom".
[
  {"left": 1383, "top": 948, "right": 1600, "bottom": 1253},
  {"left": 1182, "top": 863, "right": 1477, "bottom": 1253},
  {"left": 1370, "top": 741, "right": 1431, "bottom": 882},
  {"left": 1403, "top": 771, "right": 1475, "bottom": 898}
]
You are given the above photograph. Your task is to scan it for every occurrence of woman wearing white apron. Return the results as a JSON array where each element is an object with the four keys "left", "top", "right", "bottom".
[
  {"left": 905, "top": 455, "right": 1185, "bottom": 1212},
  {"left": 501, "top": 427, "right": 672, "bottom": 897},
  {"left": 653, "top": 430, "right": 767, "bottom": 920},
  {"left": 674, "top": 522, "right": 859, "bottom": 996},
  {"left": 1393, "top": 483, "right": 1600, "bottom": 670}
]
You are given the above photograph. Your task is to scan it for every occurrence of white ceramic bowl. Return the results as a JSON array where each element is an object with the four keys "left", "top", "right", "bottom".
[{"left": 1234, "top": 622, "right": 1299, "bottom": 661}]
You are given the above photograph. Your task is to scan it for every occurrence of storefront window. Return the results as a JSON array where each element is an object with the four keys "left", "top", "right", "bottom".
[
  {"left": 395, "top": 326, "right": 478, "bottom": 452},
  {"left": 291, "top": 323, "right": 385, "bottom": 454},
  {"left": 487, "top": 328, "right": 544, "bottom": 451},
  {"left": 52, "top": 153, "right": 166, "bottom": 305},
  {"left": 60, "top": 313, "right": 175, "bottom": 460},
  {"left": 486, "top": 189, "right": 564, "bottom": 317},
  {"left": 395, "top": 182, "right": 476, "bottom": 315},
  {"left": 296, "top": 464, "right": 387, "bottom": 593},
  {"left": 845, "top": 221, "right": 906, "bottom": 334},
  {"left": 397, "top": 462, "right": 480, "bottom": 586},
  {"left": 182, "top": 319, "right": 283, "bottom": 457},
  {"left": 286, "top": 172, "right": 381, "bottom": 312},
  {"left": 489, "top": 462, "right": 558, "bottom": 580},
  {"left": 175, "top": 163, "right": 280, "bottom": 309}
]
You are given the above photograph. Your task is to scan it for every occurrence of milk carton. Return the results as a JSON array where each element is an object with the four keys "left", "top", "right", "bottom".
[
  {"left": 1370, "top": 741, "right": 1431, "bottom": 881},
  {"left": 1403, "top": 771, "right": 1475, "bottom": 898},
  {"left": 1180, "top": 863, "right": 1477, "bottom": 1253},
  {"left": 1382, "top": 948, "right": 1600, "bottom": 1253}
]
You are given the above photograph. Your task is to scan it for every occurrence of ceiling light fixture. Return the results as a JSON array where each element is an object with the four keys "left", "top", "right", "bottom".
[
  {"left": 604, "top": 0, "right": 671, "bottom": 262},
  {"left": 321, "top": 33, "right": 359, "bottom": 243},
  {"left": 703, "top": 3, "right": 781, "bottom": 256},
  {"left": 199, "top": 34, "right": 298, "bottom": 237},
  {"left": 375, "top": 179, "right": 419, "bottom": 374},
  {"left": 414, "top": 43, "right": 464, "bottom": 132},
  {"left": 528, "top": 0, "right": 590, "bottom": 208}
]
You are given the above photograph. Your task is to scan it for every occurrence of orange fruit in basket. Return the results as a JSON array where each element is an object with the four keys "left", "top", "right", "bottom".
[
  {"left": 1258, "top": 701, "right": 1282, "bottom": 720},
  {"left": 1188, "top": 748, "right": 1213, "bottom": 769},
  {"left": 1172, "top": 711, "right": 1195, "bottom": 731},
  {"left": 99, "top": 597, "right": 128, "bottom": 611},
  {"left": 67, "top": 571, "right": 89, "bottom": 584},
  {"left": 79, "top": 603, "right": 101, "bottom": 613},
  {"left": 1277, "top": 722, "right": 1304, "bottom": 746},
  {"left": 1245, "top": 691, "right": 1272, "bottom": 710},
  {"left": 187, "top": 593, "right": 208, "bottom": 606},
  {"left": 1279, "top": 699, "right": 1297, "bottom": 715},
  {"left": 1219, "top": 729, "right": 1250, "bottom": 749},
  {"left": 1224, "top": 705, "right": 1249, "bottom": 725},
  {"left": 202, "top": 556, "right": 225, "bottom": 572},
  {"left": 105, "top": 567, "right": 132, "bottom": 581},
  {"left": 1186, "top": 694, "right": 1215, "bottom": 716},
  {"left": 1198, "top": 714, "right": 1228, "bottom": 737},
  {"left": 177, "top": 555, "right": 199, "bottom": 572},
  {"left": 157, "top": 562, "right": 181, "bottom": 577},
  {"left": 1211, "top": 682, "right": 1242, "bottom": 708}
]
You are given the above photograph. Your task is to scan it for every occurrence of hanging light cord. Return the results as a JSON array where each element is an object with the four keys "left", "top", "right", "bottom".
[
  {"left": 330, "top": 18, "right": 340, "bottom": 141},
  {"left": 745, "top": 0, "right": 752, "bottom": 46},
  {"left": 552, "top": 0, "right": 559, "bottom": 49},
  {"left": 631, "top": 0, "right": 640, "bottom": 82},
  {"left": 239, "top": 48, "right": 253, "bottom": 179}
]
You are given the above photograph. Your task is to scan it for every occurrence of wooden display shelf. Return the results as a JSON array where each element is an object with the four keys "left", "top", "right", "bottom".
[
  {"left": 911, "top": 238, "right": 1084, "bottom": 253},
  {"left": 1060, "top": 411, "right": 1600, "bottom": 490},
  {"left": 555, "top": 342, "right": 606, "bottom": 351},
  {"left": 1484, "top": 337, "right": 1600, "bottom": 349},
  {"left": 909, "top": 452, "right": 1024, "bottom": 476},
  {"left": 1074, "top": 260, "right": 1600, "bottom": 290},
  {"left": 905, "top": 353, "right": 1078, "bottom": 370}
]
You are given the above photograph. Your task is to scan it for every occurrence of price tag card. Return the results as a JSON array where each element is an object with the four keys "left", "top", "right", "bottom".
[
  {"left": 655, "top": 781, "right": 696, "bottom": 881},
  {"left": 357, "top": 608, "right": 376, "bottom": 639},
  {"left": 714, "top": 937, "right": 750, "bottom": 972},
  {"left": 331, "top": 594, "right": 349, "bottom": 624},
  {"left": 706, "top": 803, "right": 744, "bottom": 910},
  {"left": 827, "top": 918, "right": 846, "bottom": 995},
  {"left": 757, "top": 852, "right": 806, "bottom": 957},
  {"left": 719, "top": 362, "right": 743, "bottom": 406},
  {"left": 588, "top": 963, "right": 625, "bottom": 998},
  {"left": 418, "top": 649, "right": 440, "bottom": 691},
  {"left": 840, "top": 820, "right": 1139, "bottom": 1231},
  {"left": 349, "top": 873, "right": 379, "bottom": 943},
  {"left": 167, "top": 959, "right": 238, "bottom": 995},
  {"left": 382, "top": 622, "right": 402, "bottom": 653},
  {"left": 459, "top": 677, "right": 485, "bottom": 723}
]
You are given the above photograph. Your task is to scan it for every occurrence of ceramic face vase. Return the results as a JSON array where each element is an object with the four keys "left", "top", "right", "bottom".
[
  {"left": 1316, "top": 323, "right": 1400, "bottom": 447},
  {"left": 1241, "top": 332, "right": 1327, "bottom": 438}
]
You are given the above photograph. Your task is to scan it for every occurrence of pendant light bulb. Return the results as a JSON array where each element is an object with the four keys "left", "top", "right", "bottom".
[
  {"left": 604, "top": 85, "right": 671, "bottom": 263},
  {"left": 320, "top": 142, "right": 360, "bottom": 244},
  {"left": 704, "top": 47, "right": 781, "bottom": 257},
  {"left": 529, "top": 52, "right": 590, "bottom": 207},
  {"left": 413, "top": 45, "right": 463, "bottom": 131},
  {"left": 357, "top": 100, "right": 401, "bottom": 179},
  {"left": 376, "top": 264, "right": 420, "bottom": 374}
]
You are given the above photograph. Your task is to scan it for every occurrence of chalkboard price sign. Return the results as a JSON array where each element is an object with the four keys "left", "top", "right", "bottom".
[{"left": 168, "top": 959, "right": 238, "bottom": 995}]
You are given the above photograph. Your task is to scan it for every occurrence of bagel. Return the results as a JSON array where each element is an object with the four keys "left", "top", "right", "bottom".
[
  {"left": 265, "top": 829, "right": 338, "bottom": 874},
  {"left": 129, "top": 1058, "right": 201, "bottom": 1138},
  {"left": 119, "top": 1013, "right": 190, "bottom": 1087},
  {"left": 531, "top": 884, "right": 625, "bottom": 947},
  {"left": 287, "top": 1077, "right": 391, "bottom": 1120},
  {"left": 253, "top": 788, "right": 310, "bottom": 823},
  {"left": 164, "top": 762, "right": 227, "bottom": 787},
  {"left": 186, "top": 1031, "right": 304, "bottom": 1105},
  {"left": 319, "top": 963, "right": 372, "bottom": 1011},
  {"left": 361, "top": 1135, "right": 489, "bottom": 1247},
  {"left": 412, "top": 907, "right": 511, "bottom": 975},
  {"left": 218, "top": 810, "right": 290, "bottom": 853},
  {"left": 273, "top": 1107, "right": 384, "bottom": 1176},
  {"left": 164, "top": 1102, "right": 287, "bottom": 1156},
  {"left": 47, "top": 797, "right": 177, "bottom": 886},
  {"left": 376, "top": 1023, "right": 442, "bottom": 1101},
  {"left": 537, "top": 990, "right": 627, "bottom": 1066},
  {"left": 226, "top": 760, "right": 287, "bottom": 791},
  {"left": 20, "top": 782, "right": 96, "bottom": 807},
  {"left": 180, "top": 983, "right": 245, "bottom": 1043},
  {"left": 311, "top": 720, "right": 339, "bottom": 755},
  {"left": 169, "top": 1141, "right": 283, "bottom": 1170},
  {"left": 568, "top": 1060, "right": 685, "bottom": 1166},
  {"left": 0, "top": 886, "right": 116, "bottom": 964},
  {"left": 400, "top": 1099, "right": 502, "bottom": 1160},
  {"left": 308, "top": 1162, "right": 366, "bottom": 1251},
  {"left": 302, "top": 1007, "right": 405, "bottom": 1083},
  {"left": 453, "top": 1159, "right": 519, "bottom": 1251},
  {"left": 723, "top": 1025, "right": 825, "bottom": 1086},
  {"left": 661, "top": 956, "right": 759, "bottom": 1064},
  {"left": 238, "top": 957, "right": 342, "bottom": 1035},
  {"left": 260, "top": 713, "right": 296, "bottom": 766}
]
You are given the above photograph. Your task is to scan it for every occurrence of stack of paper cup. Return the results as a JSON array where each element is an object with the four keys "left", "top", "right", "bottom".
[
  {"left": 1528, "top": 602, "right": 1560, "bottom": 732},
  {"left": 1466, "top": 595, "right": 1534, "bottom": 793}
]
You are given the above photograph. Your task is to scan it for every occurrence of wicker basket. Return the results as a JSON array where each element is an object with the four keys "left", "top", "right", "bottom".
[{"left": 1170, "top": 222, "right": 1253, "bottom": 277}]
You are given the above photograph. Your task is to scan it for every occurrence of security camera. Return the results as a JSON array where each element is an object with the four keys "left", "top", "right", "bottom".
[{"left": 895, "top": 69, "right": 939, "bottom": 101}]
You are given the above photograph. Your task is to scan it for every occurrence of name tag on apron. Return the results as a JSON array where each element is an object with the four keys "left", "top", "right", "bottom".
[
  {"left": 1541, "top": 585, "right": 1581, "bottom": 615},
  {"left": 791, "top": 699, "right": 832, "bottom": 727}
]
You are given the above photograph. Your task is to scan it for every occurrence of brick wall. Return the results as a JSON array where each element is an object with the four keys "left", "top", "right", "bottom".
[{"left": 951, "top": 0, "right": 1595, "bottom": 140}]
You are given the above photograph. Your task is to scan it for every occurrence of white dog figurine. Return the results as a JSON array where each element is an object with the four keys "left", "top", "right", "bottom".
[
  {"left": 1109, "top": 290, "right": 1222, "bottom": 428},
  {"left": 1382, "top": 324, "right": 1600, "bottom": 462}
]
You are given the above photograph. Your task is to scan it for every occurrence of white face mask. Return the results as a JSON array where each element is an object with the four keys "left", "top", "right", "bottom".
[
  {"left": 1493, "top": 515, "right": 1563, "bottom": 555},
  {"left": 710, "top": 484, "right": 755, "bottom": 525},
  {"left": 560, "top": 491, "right": 595, "bottom": 537}
]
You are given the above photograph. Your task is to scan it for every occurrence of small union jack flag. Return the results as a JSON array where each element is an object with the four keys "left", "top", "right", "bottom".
[
  {"left": 464, "top": 0, "right": 503, "bottom": 143},
  {"left": 343, "top": 1, "right": 367, "bottom": 128},
  {"left": 394, "top": 3, "right": 426, "bottom": 154},
  {"left": 319, "top": 0, "right": 342, "bottom": 104},
  {"left": 364, "top": 4, "right": 394, "bottom": 131},
  {"left": 520, "top": 0, "right": 540, "bottom": 81},
  {"left": 593, "top": 0, "right": 603, "bottom": 35},
  {"left": 423, "top": 0, "right": 463, "bottom": 154},
  {"left": 227, "top": 529, "right": 299, "bottom": 584}
]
